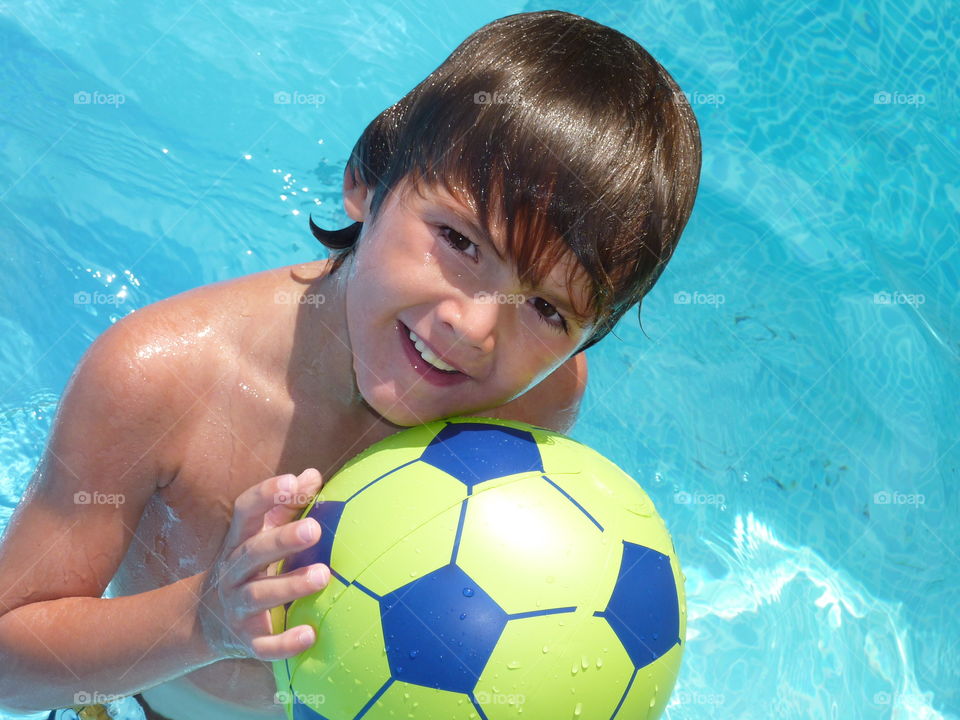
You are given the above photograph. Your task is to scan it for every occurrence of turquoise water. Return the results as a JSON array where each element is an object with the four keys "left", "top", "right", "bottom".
[{"left": 1, "top": 1, "right": 957, "bottom": 719}]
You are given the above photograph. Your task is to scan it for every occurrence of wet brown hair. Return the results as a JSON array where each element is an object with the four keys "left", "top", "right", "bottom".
[{"left": 310, "top": 10, "right": 701, "bottom": 353}]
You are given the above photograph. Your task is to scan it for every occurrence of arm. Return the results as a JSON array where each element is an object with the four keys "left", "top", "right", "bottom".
[
  {"left": 0, "top": 311, "right": 332, "bottom": 714},
  {"left": 0, "top": 316, "right": 217, "bottom": 712},
  {"left": 482, "top": 352, "right": 588, "bottom": 434}
]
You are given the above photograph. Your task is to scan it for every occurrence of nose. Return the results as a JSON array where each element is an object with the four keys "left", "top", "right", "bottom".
[{"left": 436, "top": 290, "right": 500, "bottom": 355}]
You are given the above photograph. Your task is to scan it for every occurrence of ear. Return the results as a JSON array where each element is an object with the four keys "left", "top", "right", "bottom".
[{"left": 343, "top": 164, "right": 373, "bottom": 222}]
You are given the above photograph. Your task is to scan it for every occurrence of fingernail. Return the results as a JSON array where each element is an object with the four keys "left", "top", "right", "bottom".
[
  {"left": 298, "top": 520, "right": 315, "bottom": 542},
  {"left": 308, "top": 565, "right": 327, "bottom": 585},
  {"left": 278, "top": 476, "right": 294, "bottom": 493}
]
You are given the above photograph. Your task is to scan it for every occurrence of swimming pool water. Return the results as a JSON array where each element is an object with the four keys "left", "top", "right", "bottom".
[{"left": 1, "top": 0, "right": 957, "bottom": 718}]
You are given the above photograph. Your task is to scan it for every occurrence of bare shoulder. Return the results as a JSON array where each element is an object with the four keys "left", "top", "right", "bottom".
[
  {"left": 39, "top": 278, "right": 248, "bottom": 490},
  {"left": 84, "top": 284, "right": 229, "bottom": 407},
  {"left": 0, "top": 286, "right": 226, "bottom": 610},
  {"left": 52, "top": 264, "right": 311, "bottom": 480},
  {"left": 481, "top": 352, "right": 589, "bottom": 434},
  {"left": 101, "top": 261, "right": 324, "bottom": 392},
  {"left": 0, "top": 264, "right": 331, "bottom": 612},
  {"left": 81, "top": 259, "right": 334, "bottom": 433}
]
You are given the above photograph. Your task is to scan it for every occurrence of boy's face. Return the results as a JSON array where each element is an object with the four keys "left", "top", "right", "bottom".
[{"left": 343, "top": 178, "right": 593, "bottom": 426}]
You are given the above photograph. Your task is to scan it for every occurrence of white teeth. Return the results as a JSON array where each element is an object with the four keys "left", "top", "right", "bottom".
[{"left": 408, "top": 330, "right": 458, "bottom": 372}]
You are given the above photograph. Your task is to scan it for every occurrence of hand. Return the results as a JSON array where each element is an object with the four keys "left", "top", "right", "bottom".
[{"left": 197, "top": 468, "right": 329, "bottom": 661}]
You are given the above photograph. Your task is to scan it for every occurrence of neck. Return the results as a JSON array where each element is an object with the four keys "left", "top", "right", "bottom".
[{"left": 286, "top": 259, "right": 401, "bottom": 432}]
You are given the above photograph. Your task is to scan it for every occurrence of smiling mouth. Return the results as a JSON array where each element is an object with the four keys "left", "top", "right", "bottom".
[
  {"left": 406, "top": 328, "right": 459, "bottom": 373},
  {"left": 397, "top": 322, "right": 470, "bottom": 387}
]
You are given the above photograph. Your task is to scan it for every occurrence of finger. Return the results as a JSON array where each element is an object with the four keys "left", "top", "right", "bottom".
[
  {"left": 228, "top": 467, "right": 322, "bottom": 551},
  {"left": 250, "top": 624, "right": 317, "bottom": 662},
  {"left": 240, "top": 563, "right": 331, "bottom": 615},
  {"left": 262, "top": 469, "right": 325, "bottom": 532},
  {"left": 225, "top": 473, "right": 298, "bottom": 552},
  {"left": 293, "top": 467, "right": 325, "bottom": 503},
  {"left": 227, "top": 515, "right": 322, "bottom": 586}
]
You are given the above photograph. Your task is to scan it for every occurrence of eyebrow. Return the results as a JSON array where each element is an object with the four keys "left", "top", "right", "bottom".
[{"left": 430, "top": 195, "right": 592, "bottom": 328}]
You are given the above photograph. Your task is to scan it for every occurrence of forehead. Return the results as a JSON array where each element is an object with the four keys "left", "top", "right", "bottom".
[{"left": 406, "top": 179, "right": 595, "bottom": 326}]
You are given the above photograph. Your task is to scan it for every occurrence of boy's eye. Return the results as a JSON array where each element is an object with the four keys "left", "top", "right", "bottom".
[
  {"left": 438, "top": 224, "right": 569, "bottom": 335},
  {"left": 439, "top": 226, "right": 479, "bottom": 262},
  {"left": 530, "top": 297, "right": 569, "bottom": 334}
]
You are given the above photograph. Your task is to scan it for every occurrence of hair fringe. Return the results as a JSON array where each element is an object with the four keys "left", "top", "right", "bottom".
[{"left": 309, "top": 10, "right": 701, "bottom": 353}]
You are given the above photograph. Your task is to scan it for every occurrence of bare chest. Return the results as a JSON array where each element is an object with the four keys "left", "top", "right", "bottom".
[{"left": 111, "top": 376, "right": 395, "bottom": 709}]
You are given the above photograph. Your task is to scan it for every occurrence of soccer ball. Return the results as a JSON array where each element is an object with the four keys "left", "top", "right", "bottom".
[{"left": 270, "top": 417, "right": 685, "bottom": 720}]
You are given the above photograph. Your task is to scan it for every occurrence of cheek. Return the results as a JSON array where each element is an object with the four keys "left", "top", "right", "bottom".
[
  {"left": 347, "top": 241, "right": 400, "bottom": 308},
  {"left": 362, "top": 226, "right": 440, "bottom": 285},
  {"left": 343, "top": 241, "right": 428, "bottom": 349},
  {"left": 511, "top": 332, "right": 572, "bottom": 386}
]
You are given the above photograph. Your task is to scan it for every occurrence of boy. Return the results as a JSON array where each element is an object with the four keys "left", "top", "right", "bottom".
[{"left": 0, "top": 9, "right": 699, "bottom": 720}]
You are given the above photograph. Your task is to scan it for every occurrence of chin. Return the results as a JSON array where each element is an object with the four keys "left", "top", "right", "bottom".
[
  {"left": 377, "top": 405, "right": 434, "bottom": 428},
  {"left": 353, "top": 360, "right": 508, "bottom": 427},
  {"left": 356, "top": 382, "right": 440, "bottom": 427},
  {"left": 362, "top": 386, "right": 497, "bottom": 428}
]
